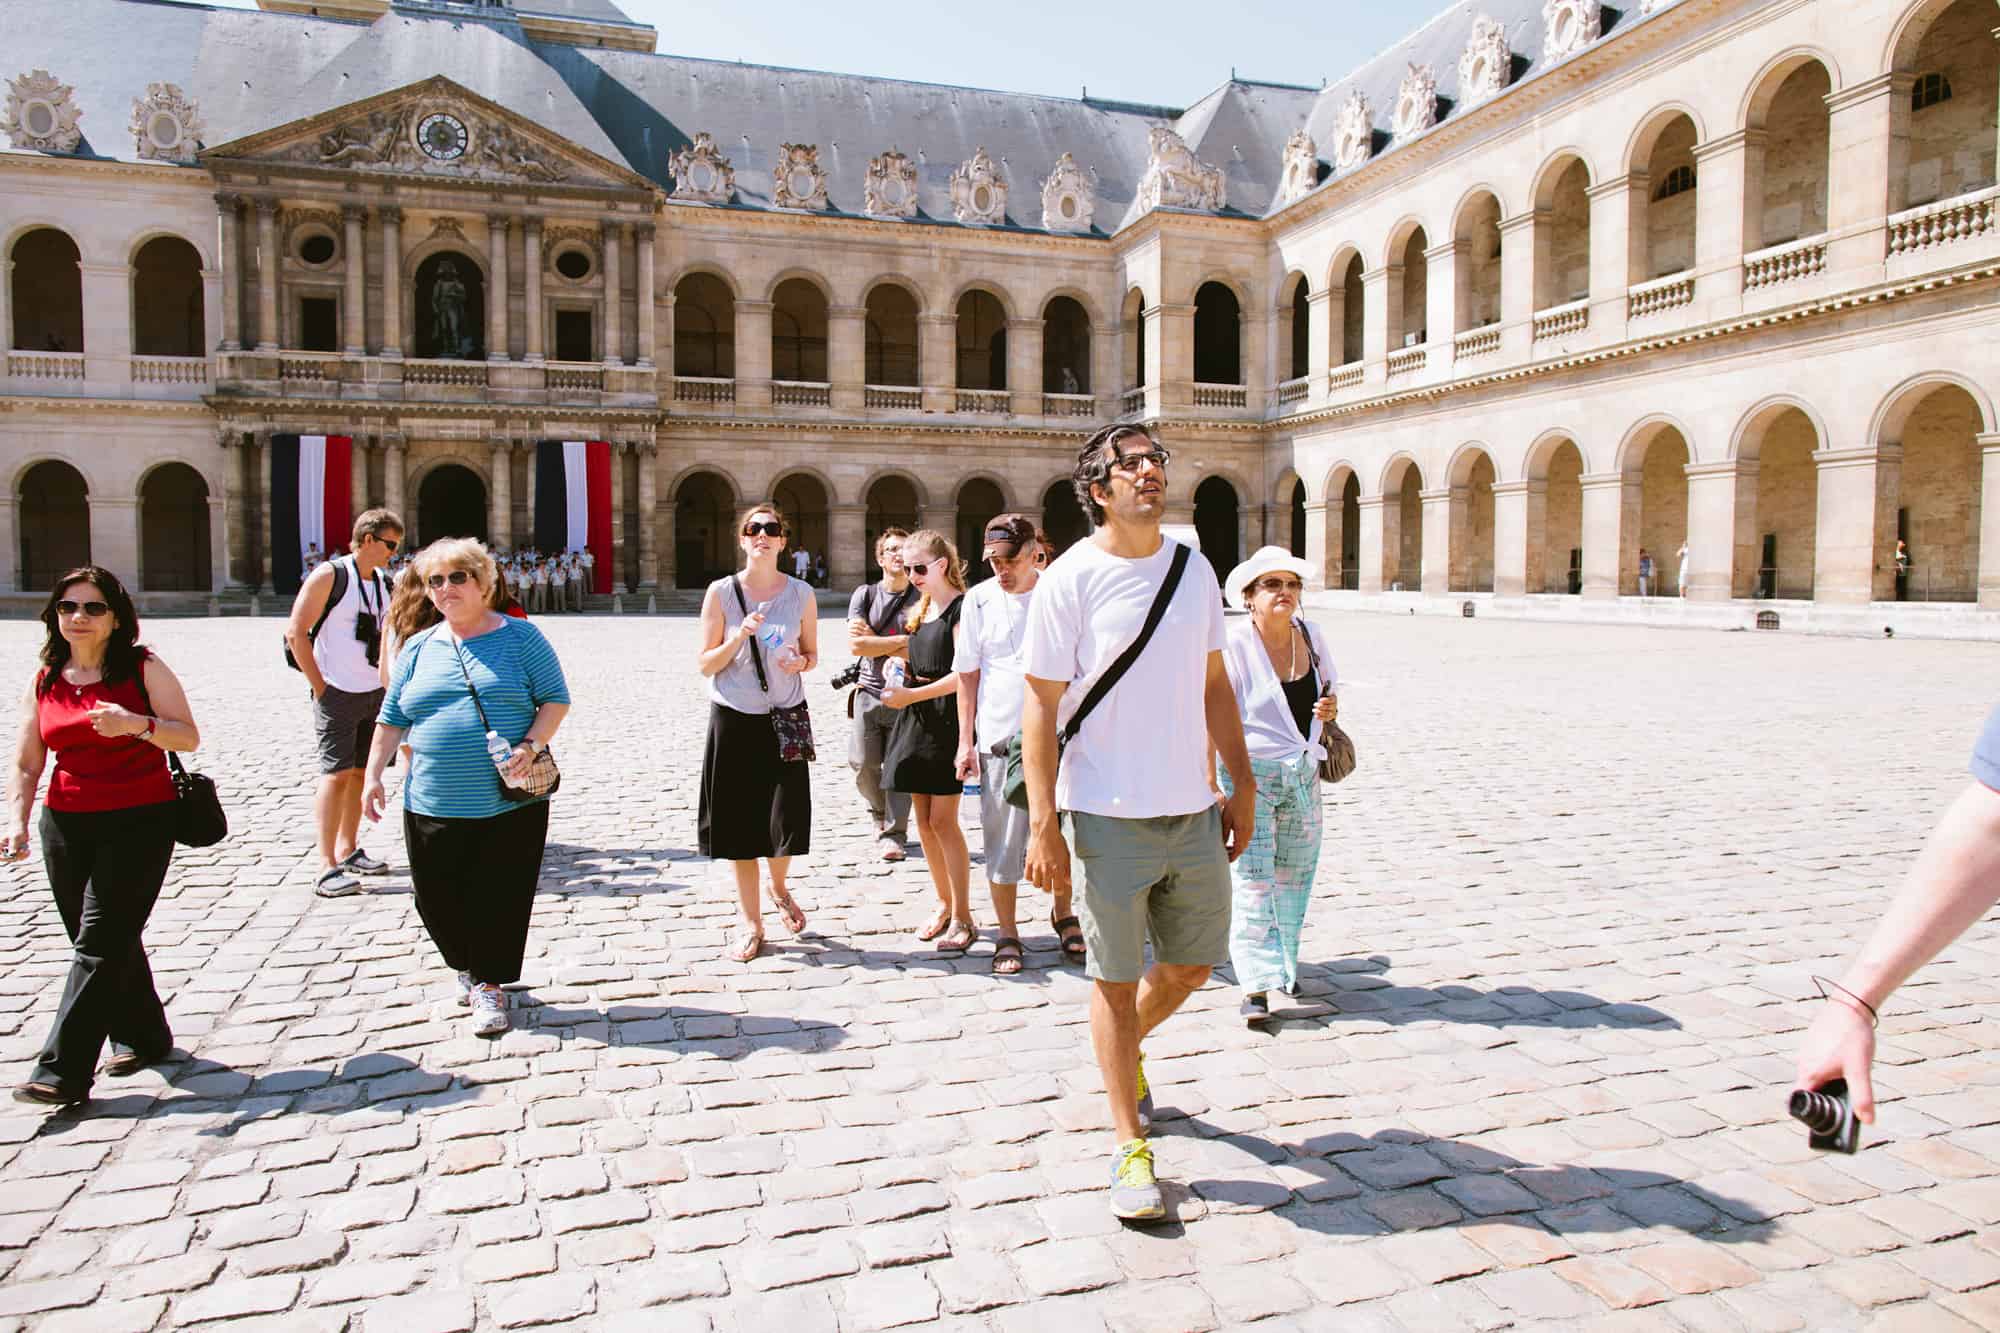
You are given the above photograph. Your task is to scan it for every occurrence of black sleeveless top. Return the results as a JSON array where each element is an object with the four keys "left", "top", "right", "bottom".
[{"left": 1282, "top": 668, "right": 1318, "bottom": 739}]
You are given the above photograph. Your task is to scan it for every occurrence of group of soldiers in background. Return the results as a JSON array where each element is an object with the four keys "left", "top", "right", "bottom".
[{"left": 301, "top": 542, "right": 595, "bottom": 613}]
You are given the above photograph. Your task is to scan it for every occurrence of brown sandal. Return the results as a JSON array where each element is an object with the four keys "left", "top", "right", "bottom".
[
  {"left": 991, "top": 938, "right": 1025, "bottom": 975},
  {"left": 730, "top": 927, "right": 765, "bottom": 963},
  {"left": 1051, "top": 914, "right": 1086, "bottom": 962}
]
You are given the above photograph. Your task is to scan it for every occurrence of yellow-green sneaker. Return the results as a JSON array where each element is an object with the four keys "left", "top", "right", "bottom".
[
  {"left": 1109, "top": 1138, "right": 1166, "bottom": 1221},
  {"left": 1135, "top": 1053, "right": 1154, "bottom": 1133}
]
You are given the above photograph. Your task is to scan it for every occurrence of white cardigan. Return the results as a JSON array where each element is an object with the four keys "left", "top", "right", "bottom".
[{"left": 1222, "top": 616, "right": 1338, "bottom": 764}]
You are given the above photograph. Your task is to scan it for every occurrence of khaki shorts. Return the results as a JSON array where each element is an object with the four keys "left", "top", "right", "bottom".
[
  {"left": 978, "top": 752, "right": 1029, "bottom": 884},
  {"left": 1067, "top": 807, "right": 1232, "bottom": 983}
]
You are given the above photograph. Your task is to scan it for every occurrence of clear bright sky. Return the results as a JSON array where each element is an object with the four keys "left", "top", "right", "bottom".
[{"left": 199, "top": 0, "right": 1462, "bottom": 108}]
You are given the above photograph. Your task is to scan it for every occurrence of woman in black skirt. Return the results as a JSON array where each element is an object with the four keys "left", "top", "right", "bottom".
[
  {"left": 879, "top": 529, "right": 974, "bottom": 951},
  {"left": 697, "top": 501, "right": 818, "bottom": 962}
]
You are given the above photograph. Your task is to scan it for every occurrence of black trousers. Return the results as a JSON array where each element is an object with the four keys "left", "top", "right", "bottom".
[
  {"left": 404, "top": 801, "right": 550, "bottom": 985},
  {"left": 33, "top": 802, "right": 177, "bottom": 1091}
]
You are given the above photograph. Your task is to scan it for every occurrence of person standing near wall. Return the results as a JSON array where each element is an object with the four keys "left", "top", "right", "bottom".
[{"left": 848, "top": 530, "right": 914, "bottom": 861}]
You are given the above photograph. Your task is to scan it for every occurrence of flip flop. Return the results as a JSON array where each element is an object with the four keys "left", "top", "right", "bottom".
[
  {"left": 770, "top": 887, "right": 807, "bottom": 936},
  {"left": 991, "top": 937, "right": 1025, "bottom": 975},
  {"left": 1051, "top": 913, "right": 1087, "bottom": 962},
  {"left": 915, "top": 909, "right": 952, "bottom": 941},
  {"left": 939, "top": 919, "right": 977, "bottom": 953},
  {"left": 730, "top": 928, "right": 764, "bottom": 963}
]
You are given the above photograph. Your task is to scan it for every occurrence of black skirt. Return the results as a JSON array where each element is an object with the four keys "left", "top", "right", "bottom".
[{"left": 699, "top": 702, "right": 812, "bottom": 859}]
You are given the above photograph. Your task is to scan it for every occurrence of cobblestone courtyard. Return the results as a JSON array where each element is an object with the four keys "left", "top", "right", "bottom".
[{"left": 1, "top": 609, "right": 1999, "bottom": 1331}]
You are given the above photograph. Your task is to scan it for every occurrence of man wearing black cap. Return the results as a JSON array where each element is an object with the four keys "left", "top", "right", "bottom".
[{"left": 954, "top": 514, "right": 1080, "bottom": 974}]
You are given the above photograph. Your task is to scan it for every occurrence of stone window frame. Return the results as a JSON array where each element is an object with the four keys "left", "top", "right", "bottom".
[
  {"left": 292, "top": 224, "right": 340, "bottom": 272},
  {"left": 546, "top": 294, "right": 600, "bottom": 363},
  {"left": 288, "top": 282, "right": 342, "bottom": 353},
  {"left": 550, "top": 244, "right": 595, "bottom": 286},
  {"left": 1911, "top": 72, "right": 1954, "bottom": 113},
  {"left": 1653, "top": 164, "right": 1697, "bottom": 201}
]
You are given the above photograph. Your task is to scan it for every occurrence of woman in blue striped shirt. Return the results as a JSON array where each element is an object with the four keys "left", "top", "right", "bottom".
[{"left": 362, "top": 538, "right": 571, "bottom": 1037}]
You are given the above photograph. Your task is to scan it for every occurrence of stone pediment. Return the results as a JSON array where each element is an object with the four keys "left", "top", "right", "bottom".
[{"left": 201, "top": 76, "right": 647, "bottom": 192}]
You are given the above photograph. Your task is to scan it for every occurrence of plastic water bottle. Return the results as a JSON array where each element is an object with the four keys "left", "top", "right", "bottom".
[
  {"left": 484, "top": 730, "right": 512, "bottom": 773},
  {"left": 883, "top": 657, "right": 905, "bottom": 688}
]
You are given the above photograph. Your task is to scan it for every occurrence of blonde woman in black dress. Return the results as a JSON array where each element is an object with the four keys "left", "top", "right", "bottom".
[{"left": 879, "top": 530, "right": 974, "bottom": 951}]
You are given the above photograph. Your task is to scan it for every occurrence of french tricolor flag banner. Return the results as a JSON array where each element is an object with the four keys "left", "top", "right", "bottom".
[
  {"left": 533, "top": 440, "right": 613, "bottom": 594},
  {"left": 269, "top": 433, "right": 353, "bottom": 594}
]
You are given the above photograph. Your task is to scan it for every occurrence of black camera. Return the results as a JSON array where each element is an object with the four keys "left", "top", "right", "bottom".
[
  {"left": 355, "top": 611, "right": 382, "bottom": 668},
  {"left": 1788, "top": 1079, "right": 1859, "bottom": 1154},
  {"left": 830, "top": 661, "right": 861, "bottom": 689}
]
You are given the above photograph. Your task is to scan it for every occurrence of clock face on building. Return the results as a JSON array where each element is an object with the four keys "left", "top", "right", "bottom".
[{"left": 417, "top": 113, "right": 469, "bottom": 161}]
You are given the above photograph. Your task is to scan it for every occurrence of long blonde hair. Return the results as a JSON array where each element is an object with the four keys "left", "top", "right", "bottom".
[
  {"left": 901, "top": 529, "right": 966, "bottom": 631},
  {"left": 384, "top": 562, "right": 441, "bottom": 642}
]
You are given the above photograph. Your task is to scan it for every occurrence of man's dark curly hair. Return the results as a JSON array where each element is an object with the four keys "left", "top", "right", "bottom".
[{"left": 1070, "top": 422, "right": 1159, "bottom": 526}]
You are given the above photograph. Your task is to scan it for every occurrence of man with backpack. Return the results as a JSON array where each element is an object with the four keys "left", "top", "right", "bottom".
[
  {"left": 1022, "top": 424, "right": 1256, "bottom": 1222},
  {"left": 848, "top": 528, "right": 915, "bottom": 860},
  {"left": 284, "top": 508, "right": 403, "bottom": 898}
]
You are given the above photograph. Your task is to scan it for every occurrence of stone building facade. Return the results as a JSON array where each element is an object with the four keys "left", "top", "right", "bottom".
[{"left": 0, "top": 0, "right": 1995, "bottom": 612}]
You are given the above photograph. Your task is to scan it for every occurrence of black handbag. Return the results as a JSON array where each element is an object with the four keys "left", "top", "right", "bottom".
[
  {"left": 731, "top": 577, "right": 815, "bottom": 763},
  {"left": 1296, "top": 618, "right": 1356, "bottom": 784},
  {"left": 167, "top": 752, "right": 228, "bottom": 847},
  {"left": 448, "top": 635, "right": 561, "bottom": 801},
  {"left": 1003, "top": 543, "right": 1190, "bottom": 810}
]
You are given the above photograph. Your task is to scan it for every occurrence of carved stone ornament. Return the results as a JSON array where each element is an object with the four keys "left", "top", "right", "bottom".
[
  {"left": 1040, "top": 152, "right": 1095, "bottom": 232},
  {"left": 864, "top": 148, "right": 918, "bottom": 218},
  {"left": 949, "top": 147, "right": 1008, "bottom": 225},
  {"left": 1137, "top": 127, "right": 1225, "bottom": 212},
  {"left": 669, "top": 131, "right": 735, "bottom": 203},
  {"left": 426, "top": 216, "right": 470, "bottom": 246},
  {"left": 1457, "top": 15, "right": 1513, "bottom": 108},
  {"left": 284, "top": 206, "right": 342, "bottom": 252},
  {"left": 772, "top": 142, "right": 829, "bottom": 210},
  {"left": 5, "top": 69, "right": 83, "bottom": 153},
  {"left": 1543, "top": 0, "right": 1602, "bottom": 63},
  {"left": 1392, "top": 64, "right": 1439, "bottom": 141},
  {"left": 131, "top": 82, "right": 202, "bottom": 163},
  {"left": 1276, "top": 129, "right": 1318, "bottom": 207},
  {"left": 1333, "top": 91, "right": 1374, "bottom": 173},
  {"left": 475, "top": 122, "right": 565, "bottom": 182},
  {"left": 297, "top": 102, "right": 565, "bottom": 181}
]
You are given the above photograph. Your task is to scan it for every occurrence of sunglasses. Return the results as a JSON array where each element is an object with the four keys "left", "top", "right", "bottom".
[
  {"left": 1252, "top": 577, "right": 1304, "bottom": 595},
  {"left": 906, "top": 558, "right": 945, "bottom": 578},
  {"left": 1109, "top": 447, "right": 1172, "bottom": 474},
  {"left": 56, "top": 599, "right": 111, "bottom": 619},
  {"left": 368, "top": 534, "right": 400, "bottom": 553},
  {"left": 742, "top": 521, "right": 784, "bottom": 538},
  {"left": 426, "top": 570, "right": 474, "bottom": 589}
]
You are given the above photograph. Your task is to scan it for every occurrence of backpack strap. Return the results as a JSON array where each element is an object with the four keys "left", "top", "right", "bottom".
[
  {"left": 308, "top": 558, "right": 350, "bottom": 645},
  {"left": 1058, "top": 542, "right": 1190, "bottom": 750}
]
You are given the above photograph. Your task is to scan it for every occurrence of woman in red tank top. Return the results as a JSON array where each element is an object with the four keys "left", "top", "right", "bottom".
[{"left": 5, "top": 566, "right": 202, "bottom": 1107}]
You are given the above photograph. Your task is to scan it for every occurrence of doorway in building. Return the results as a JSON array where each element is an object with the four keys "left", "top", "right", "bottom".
[{"left": 417, "top": 464, "right": 488, "bottom": 543}]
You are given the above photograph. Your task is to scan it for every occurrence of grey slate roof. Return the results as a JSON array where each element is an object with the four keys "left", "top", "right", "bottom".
[{"left": 0, "top": 0, "right": 1647, "bottom": 229}]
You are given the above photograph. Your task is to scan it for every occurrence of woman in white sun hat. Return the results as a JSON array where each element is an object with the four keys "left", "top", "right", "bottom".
[{"left": 1209, "top": 546, "right": 1340, "bottom": 1027}]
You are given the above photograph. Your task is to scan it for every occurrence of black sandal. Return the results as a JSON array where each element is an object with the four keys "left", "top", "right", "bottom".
[
  {"left": 1051, "top": 914, "right": 1086, "bottom": 962},
  {"left": 991, "top": 938, "right": 1025, "bottom": 975}
]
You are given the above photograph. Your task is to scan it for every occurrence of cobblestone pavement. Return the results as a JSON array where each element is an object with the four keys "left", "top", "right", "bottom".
[{"left": 2, "top": 609, "right": 2000, "bottom": 1332}]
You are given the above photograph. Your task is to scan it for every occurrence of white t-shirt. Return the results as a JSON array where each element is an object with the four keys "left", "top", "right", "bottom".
[
  {"left": 952, "top": 578, "right": 1034, "bottom": 753},
  {"left": 793, "top": 550, "right": 812, "bottom": 577},
  {"left": 1022, "top": 536, "right": 1226, "bottom": 818}
]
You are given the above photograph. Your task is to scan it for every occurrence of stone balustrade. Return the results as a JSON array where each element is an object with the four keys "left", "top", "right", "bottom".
[
  {"left": 1887, "top": 186, "right": 1999, "bottom": 258},
  {"left": 1742, "top": 234, "right": 1828, "bottom": 291},
  {"left": 1532, "top": 299, "right": 1590, "bottom": 341},
  {"left": 1628, "top": 272, "right": 1695, "bottom": 318}
]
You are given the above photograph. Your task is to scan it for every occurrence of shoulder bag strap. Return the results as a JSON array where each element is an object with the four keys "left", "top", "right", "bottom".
[
  {"left": 1295, "top": 617, "right": 1329, "bottom": 696},
  {"left": 447, "top": 633, "right": 497, "bottom": 733},
  {"left": 727, "top": 576, "right": 771, "bottom": 696},
  {"left": 868, "top": 583, "right": 914, "bottom": 636},
  {"left": 1058, "top": 542, "right": 1190, "bottom": 749}
]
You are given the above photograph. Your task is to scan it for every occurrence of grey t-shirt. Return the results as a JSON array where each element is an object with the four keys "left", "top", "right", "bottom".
[
  {"left": 709, "top": 574, "right": 810, "bottom": 715},
  {"left": 847, "top": 580, "right": 914, "bottom": 696}
]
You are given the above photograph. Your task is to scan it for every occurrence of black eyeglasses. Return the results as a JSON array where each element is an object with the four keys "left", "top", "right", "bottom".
[
  {"left": 906, "top": 558, "right": 944, "bottom": 578},
  {"left": 56, "top": 599, "right": 110, "bottom": 619},
  {"left": 426, "top": 570, "right": 474, "bottom": 589},
  {"left": 1110, "top": 447, "right": 1172, "bottom": 474}
]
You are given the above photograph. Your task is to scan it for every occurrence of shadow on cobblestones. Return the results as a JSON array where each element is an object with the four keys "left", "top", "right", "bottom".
[{"left": 1276, "top": 956, "right": 1682, "bottom": 1030}]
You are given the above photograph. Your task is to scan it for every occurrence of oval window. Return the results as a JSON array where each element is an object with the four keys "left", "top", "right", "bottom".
[
  {"left": 788, "top": 167, "right": 816, "bottom": 199},
  {"left": 299, "top": 234, "right": 336, "bottom": 265},
  {"left": 688, "top": 162, "right": 715, "bottom": 192},
  {"left": 554, "top": 249, "right": 591, "bottom": 281},
  {"left": 1060, "top": 196, "right": 1077, "bottom": 219}
]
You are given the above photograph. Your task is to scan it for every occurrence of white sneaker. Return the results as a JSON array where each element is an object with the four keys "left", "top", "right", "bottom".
[
  {"left": 470, "top": 984, "right": 509, "bottom": 1037},
  {"left": 313, "top": 866, "right": 362, "bottom": 898},
  {"left": 455, "top": 972, "right": 474, "bottom": 1007}
]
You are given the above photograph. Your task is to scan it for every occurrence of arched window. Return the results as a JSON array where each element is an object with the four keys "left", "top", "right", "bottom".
[
  {"left": 673, "top": 274, "right": 735, "bottom": 378},
  {"left": 865, "top": 284, "right": 919, "bottom": 386},
  {"left": 19, "top": 461, "right": 90, "bottom": 590},
  {"left": 1913, "top": 72, "right": 1954, "bottom": 111},
  {"left": 133, "top": 236, "right": 205, "bottom": 357},
  {"left": 11, "top": 228, "right": 83, "bottom": 353},
  {"left": 771, "top": 278, "right": 828, "bottom": 382},
  {"left": 955, "top": 291, "right": 1007, "bottom": 391},
  {"left": 1192, "top": 281, "right": 1241, "bottom": 384},
  {"left": 140, "top": 463, "right": 211, "bottom": 590},
  {"left": 1041, "top": 296, "right": 1090, "bottom": 393},
  {"left": 1654, "top": 165, "right": 1696, "bottom": 200},
  {"left": 1287, "top": 278, "right": 1310, "bottom": 380}
]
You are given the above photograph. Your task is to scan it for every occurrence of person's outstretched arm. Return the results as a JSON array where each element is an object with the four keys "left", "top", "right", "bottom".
[{"left": 1794, "top": 780, "right": 2000, "bottom": 1122}]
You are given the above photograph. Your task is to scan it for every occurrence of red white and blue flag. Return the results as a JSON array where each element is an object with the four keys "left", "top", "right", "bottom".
[
  {"left": 269, "top": 433, "right": 353, "bottom": 594},
  {"left": 533, "top": 440, "right": 613, "bottom": 594}
]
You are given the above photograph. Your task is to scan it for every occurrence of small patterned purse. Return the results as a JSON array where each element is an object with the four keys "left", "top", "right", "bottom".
[{"left": 732, "top": 578, "right": 816, "bottom": 763}]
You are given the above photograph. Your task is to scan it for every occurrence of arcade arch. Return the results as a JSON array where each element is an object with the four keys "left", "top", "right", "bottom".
[
  {"left": 955, "top": 290, "right": 1007, "bottom": 391},
  {"left": 771, "top": 278, "right": 829, "bottom": 383},
  {"left": 1448, "top": 447, "right": 1496, "bottom": 593},
  {"left": 1880, "top": 381, "right": 1984, "bottom": 601},
  {"left": 1454, "top": 192, "right": 1504, "bottom": 332},
  {"left": 1381, "top": 457, "right": 1424, "bottom": 591},
  {"left": 1042, "top": 296, "right": 1091, "bottom": 393},
  {"left": 1739, "top": 404, "right": 1821, "bottom": 599},
  {"left": 1895, "top": 0, "right": 1999, "bottom": 208},
  {"left": 416, "top": 463, "right": 488, "bottom": 544},
  {"left": 12, "top": 228, "right": 83, "bottom": 352},
  {"left": 1192, "top": 281, "right": 1242, "bottom": 385},
  {"left": 673, "top": 469, "right": 737, "bottom": 588},
  {"left": 1635, "top": 113, "right": 1700, "bottom": 280},
  {"left": 1748, "top": 59, "right": 1833, "bottom": 249},
  {"left": 1527, "top": 436, "right": 1585, "bottom": 594},
  {"left": 1042, "top": 479, "right": 1088, "bottom": 555},
  {"left": 865, "top": 283, "right": 919, "bottom": 386},
  {"left": 1535, "top": 156, "right": 1592, "bottom": 309},
  {"left": 673, "top": 273, "right": 736, "bottom": 378},
  {"left": 956, "top": 477, "right": 1007, "bottom": 582},
  {"left": 1628, "top": 424, "right": 1691, "bottom": 594},
  {"left": 1193, "top": 474, "right": 1240, "bottom": 583},
  {"left": 132, "top": 236, "right": 205, "bottom": 357},
  {"left": 19, "top": 460, "right": 89, "bottom": 591},
  {"left": 1336, "top": 253, "right": 1365, "bottom": 366},
  {"left": 865, "top": 473, "right": 921, "bottom": 580},
  {"left": 140, "top": 462, "right": 211, "bottom": 591}
]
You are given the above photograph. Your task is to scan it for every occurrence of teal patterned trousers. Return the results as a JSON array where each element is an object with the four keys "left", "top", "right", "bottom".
[{"left": 1217, "top": 749, "right": 1323, "bottom": 994}]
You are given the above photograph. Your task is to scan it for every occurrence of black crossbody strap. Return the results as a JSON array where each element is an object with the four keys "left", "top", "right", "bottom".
[
  {"left": 1294, "top": 617, "right": 1329, "bottom": 697},
  {"left": 448, "top": 634, "right": 497, "bottom": 733},
  {"left": 729, "top": 576, "right": 771, "bottom": 695},
  {"left": 1059, "top": 543, "right": 1190, "bottom": 749}
]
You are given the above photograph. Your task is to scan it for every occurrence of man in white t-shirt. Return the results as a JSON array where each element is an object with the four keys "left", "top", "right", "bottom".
[
  {"left": 953, "top": 514, "right": 1073, "bottom": 976},
  {"left": 1021, "top": 423, "right": 1256, "bottom": 1222},
  {"left": 793, "top": 546, "right": 813, "bottom": 582}
]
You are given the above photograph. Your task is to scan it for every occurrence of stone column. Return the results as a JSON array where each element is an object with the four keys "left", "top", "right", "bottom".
[
  {"left": 828, "top": 304, "right": 866, "bottom": 411},
  {"left": 94, "top": 498, "right": 140, "bottom": 592},
  {"left": 379, "top": 207, "right": 403, "bottom": 357},
  {"left": 79, "top": 263, "right": 132, "bottom": 387},
  {"left": 1296, "top": 496, "right": 1328, "bottom": 584},
  {"left": 208, "top": 490, "right": 228, "bottom": 593},
  {"left": 656, "top": 485, "right": 677, "bottom": 591},
  {"left": 1447, "top": 485, "right": 1473, "bottom": 591},
  {"left": 0, "top": 488, "right": 15, "bottom": 593},
  {"left": 1814, "top": 445, "right": 1898, "bottom": 604},
  {"left": 1360, "top": 268, "right": 1391, "bottom": 380},
  {"left": 1979, "top": 434, "right": 2000, "bottom": 609},
  {"left": 1424, "top": 240, "right": 1457, "bottom": 373},
  {"left": 1692, "top": 132, "right": 1754, "bottom": 320},
  {"left": 634, "top": 224, "right": 656, "bottom": 369},
  {"left": 1825, "top": 74, "right": 1910, "bottom": 276},
  {"left": 1303, "top": 291, "right": 1332, "bottom": 407},
  {"left": 919, "top": 313, "right": 955, "bottom": 413},
  {"left": 489, "top": 437, "right": 513, "bottom": 549},
  {"left": 384, "top": 434, "right": 407, "bottom": 521},
  {"left": 1587, "top": 175, "right": 1640, "bottom": 332},
  {"left": 1240, "top": 303, "right": 1269, "bottom": 415},
  {"left": 1684, "top": 459, "right": 1757, "bottom": 601},
  {"left": 1007, "top": 317, "right": 1042, "bottom": 416},
  {"left": 1153, "top": 302, "right": 1192, "bottom": 412},
  {"left": 1356, "top": 494, "right": 1388, "bottom": 594},
  {"left": 342, "top": 204, "right": 368, "bottom": 356},
  {"left": 601, "top": 222, "right": 624, "bottom": 366},
  {"left": 350, "top": 437, "right": 370, "bottom": 518},
  {"left": 1420, "top": 487, "right": 1452, "bottom": 595},
  {"left": 609, "top": 440, "right": 627, "bottom": 590},
  {"left": 216, "top": 429, "right": 247, "bottom": 589},
  {"left": 254, "top": 430, "right": 275, "bottom": 592},
  {"left": 637, "top": 445, "right": 659, "bottom": 589},
  {"left": 1578, "top": 473, "right": 1627, "bottom": 599},
  {"left": 735, "top": 299, "right": 772, "bottom": 408},
  {"left": 485, "top": 215, "right": 510, "bottom": 361},
  {"left": 254, "top": 200, "right": 279, "bottom": 352},
  {"left": 1490, "top": 479, "right": 1540, "bottom": 597},
  {"left": 829, "top": 502, "right": 866, "bottom": 590},
  {"left": 1498, "top": 211, "right": 1538, "bottom": 360},
  {"left": 215, "top": 194, "right": 243, "bottom": 351},
  {"left": 522, "top": 217, "right": 544, "bottom": 362}
]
